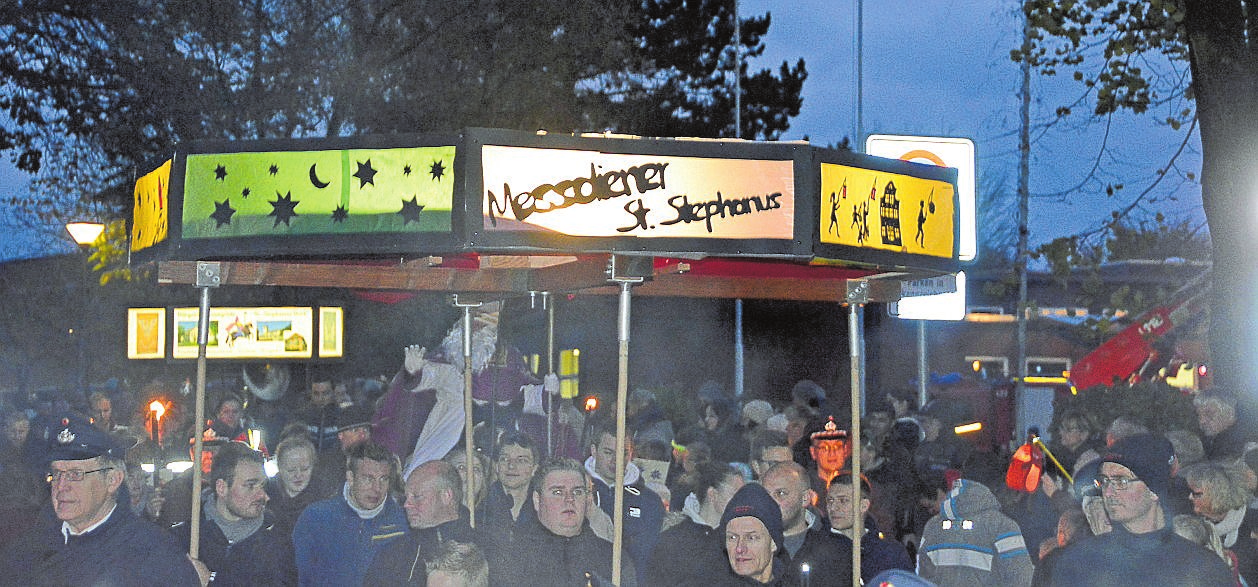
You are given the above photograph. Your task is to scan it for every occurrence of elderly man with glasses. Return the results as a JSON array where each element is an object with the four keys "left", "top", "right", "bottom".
[{"left": 0, "top": 414, "right": 201, "bottom": 585}]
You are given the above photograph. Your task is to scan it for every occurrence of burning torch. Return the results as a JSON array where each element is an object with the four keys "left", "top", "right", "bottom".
[{"left": 149, "top": 400, "right": 166, "bottom": 445}]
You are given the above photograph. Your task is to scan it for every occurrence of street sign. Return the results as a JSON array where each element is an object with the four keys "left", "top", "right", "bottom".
[
  {"left": 890, "top": 271, "right": 966, "bottom": 321},
  {"left": 900, "top": 274, "right": 957, "bottom": 297}
]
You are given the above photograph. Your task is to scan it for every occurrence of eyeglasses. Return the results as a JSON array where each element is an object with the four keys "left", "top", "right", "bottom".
[
  {"left": 1095, "top": 476, "right": 1142, "bottom": 491},
  {"left": 547, "top": 487, "right": 590, "bottom": 500},
  {"left": 47, "top": 467, "right": 114, "bottom": 484}
]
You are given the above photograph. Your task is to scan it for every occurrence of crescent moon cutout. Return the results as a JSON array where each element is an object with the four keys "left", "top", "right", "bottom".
[{"left": 309, "top": 164, "right": 330, "bottom": 189}]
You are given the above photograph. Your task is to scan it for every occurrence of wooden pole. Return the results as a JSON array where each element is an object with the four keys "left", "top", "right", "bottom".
[
  {"left": 611, "top": 281, "right": 632, "bottom": 586},
  {"left": 189, "top": 262, "right": 219, "bottom": 559}
]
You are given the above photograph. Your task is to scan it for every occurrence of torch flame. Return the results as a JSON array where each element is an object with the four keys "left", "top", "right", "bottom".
[{"left": 149, "top": 400, "right": 166, "bottom": 420}]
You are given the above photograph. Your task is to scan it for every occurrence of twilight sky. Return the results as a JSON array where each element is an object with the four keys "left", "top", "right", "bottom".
[
  {"left": 744, "top": 0, "right": 1205, "bottom": 253},
  {"left": 0, "top": 0, "right": 1205, "bottom": 260}
]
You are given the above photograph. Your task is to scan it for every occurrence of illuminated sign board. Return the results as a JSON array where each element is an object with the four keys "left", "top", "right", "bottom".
[
  {"left": 319, "top": 307, "right": 344, "bottom": 358},
  {"left": 865, "top": 135, "right": 976, "bottom": 261},
  {"left": 127, "top": 308, "right": 167, "bottom": 359},
  {"left": 131, "top": 160, "right": 172, "bottom": 252},
  {"left": 818, "top": 163, "right": 957, "bottom": 259},
  {"left": 173, "top": 306, "right": 314, "bottom": 359},
  {"left": 481, "top": 145, "right": 795, "bottom": 240},
  {"left": 890, "top": 271, "right": 967, "bottom": 321},
  {"left": 181, "top": 146, "right": 456, "bottom": 240}
]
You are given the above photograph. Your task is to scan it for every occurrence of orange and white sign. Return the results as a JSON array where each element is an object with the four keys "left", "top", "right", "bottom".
[
  {"left": 481, "top": 145, "right": 795, "bottom": 240},
  {"left": 866, "top": 135, "right": 975, "bottom": 261}
]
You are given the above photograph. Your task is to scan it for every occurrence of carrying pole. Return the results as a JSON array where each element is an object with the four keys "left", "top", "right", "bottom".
[
  {"left": 189, "top": 262, "right": 220, "bottom": 560},
  {"left": 453, "top": 296, "right": 481, "bottom": 528}
]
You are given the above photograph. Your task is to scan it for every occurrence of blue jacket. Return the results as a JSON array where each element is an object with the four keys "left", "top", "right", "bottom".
[
  {"left": 292, "top": 492, "right": 408, "bottom": 587},
  {"left": 0, "top": 501, "right": 201, "bottom": 586}
]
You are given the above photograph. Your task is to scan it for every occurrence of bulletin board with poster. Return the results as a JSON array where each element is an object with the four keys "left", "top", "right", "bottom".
[{"left": 126, "top": 306, "right": 343, "bottom": 360}]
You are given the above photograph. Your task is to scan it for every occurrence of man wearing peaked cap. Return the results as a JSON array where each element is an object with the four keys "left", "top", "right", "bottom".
[
  {"left": 1035, "top": 432, "right": 1234, "bottom": 586},
  {"left": 0, "top": 414, "right": 202, "bottom": 586}
]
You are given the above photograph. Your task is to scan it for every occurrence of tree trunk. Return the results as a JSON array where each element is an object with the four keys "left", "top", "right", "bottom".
[{"left": 1184, "top": 0, "right": 1258, "bottom": 407}]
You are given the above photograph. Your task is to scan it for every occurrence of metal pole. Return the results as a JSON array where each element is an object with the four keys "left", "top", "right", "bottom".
[
  {"left": 546, "top": 292, "right": 556, "bottom": 457},
  {"left": 917, "top": 321, "right": 929, "bottom": 408},
  {"left": 459, "top": 303, "right": 476, "bottom": 529},
  {"left": 189, "top": 261, "right": 220, "bottom": 560},
  {"left": 734, "top": 299, "right": 744, "bottom": 398},
  {"left": 847, "top": 299, "right": 864, "bottom": 587},
  {"left": 611, "top": 281, "right": 632, "bottom": 586}
]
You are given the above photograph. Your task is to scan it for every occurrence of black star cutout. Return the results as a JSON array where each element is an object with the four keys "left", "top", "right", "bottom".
[
  {"left": 429, "top": 160, "right": 446, "bottom": 181},
  {"left": 353, "top": 160, "right": 378, "bottom": 188},
  {"left": 268, "top": 191, "right": 299, "bottom": 227},
  {"left": 210, "top": 199, "right": 236, "bottom": 228},
  {"left": 214, "top": 164, "right": 227, "bottom": 181},
  {"left": 331, "top": 206, "right": 349, "bottom": 223},
  {"left": 241, "top": 187, "right": 251, "bottom": 199},
  {"left": 269, "top": 164, "right": 279, "bottom": 175},
  {"left": 398, "top": 196, "right": 425, "bottom": 225},
  {"left": 403, "top": 164, "right": 413, "bottom": 176}
]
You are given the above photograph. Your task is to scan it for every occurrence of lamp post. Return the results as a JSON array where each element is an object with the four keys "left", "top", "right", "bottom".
[{"left": 63, "top": 221, "right": 105, "bottom": 403}]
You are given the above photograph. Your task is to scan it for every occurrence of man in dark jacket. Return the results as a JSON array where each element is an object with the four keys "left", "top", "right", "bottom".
[
  {"left": 763, "top": 462, "right": 853, "bottom": 586},
  {"left": 293, "top": 442, "right": 408, "bottom": 587},
  {"left": 702, "top": 483, "right": 796, "bottom": 586},
  {"left": 0, "top": 413, "right": 201, "bottom": 586},
  {"left": 180, "top": 441, "right": 294, "bottom": 585},
  {"left": 585, "top": 416, "right": 663, "bottom": 577},
  {"left": 491, "top": 457, "right": 637, "bottom": 586},
  {"left": 364, "top": 459, "right": 480, "bottom": 585},
  {"left": 824, "top": 472, "right": 912, "bottom": 583},
  {"left": 1036, "top": 434, "right": 1234, "bottom": 586},
  {"left": 648, "top": 461, "right": 746, "bottom": 586}
]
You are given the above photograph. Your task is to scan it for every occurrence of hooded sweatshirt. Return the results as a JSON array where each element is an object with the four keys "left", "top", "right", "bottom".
[{"left": 917, "top": 479, "right": 1033, "bottom": 587}]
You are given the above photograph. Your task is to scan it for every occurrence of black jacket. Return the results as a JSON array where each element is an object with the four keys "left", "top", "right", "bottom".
[
  {"left": 823, "top": 518, "right": 913, "bottom": 584},
  {"left": 647, "top": 516, "right": 726, "bottom": 586},
  {"left": 789, "top": 527, "right": 855, "bottom": 587},
  {"left": 363, "top": 516, "right": 480, "bottom": 586},
  {"left": 180, "top": 506, "right": 296, "bottom": 586},
  {"left": 1036, "top": 523, "right": 1234, "bottom": 586},
  {"left": 491, "top": 517, "right": 637, "bottom": 587},
  {"left": 1, "top": 502, "right": 201, "bottom": 586}
]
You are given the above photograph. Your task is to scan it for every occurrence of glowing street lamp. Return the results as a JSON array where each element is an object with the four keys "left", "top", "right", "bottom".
[{"left": 65, "top": 222, "right": 106, "bottom": 246}]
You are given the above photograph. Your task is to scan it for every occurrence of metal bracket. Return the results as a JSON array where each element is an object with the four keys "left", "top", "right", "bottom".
[
  {"left": 844, "top": 279, "right": 870, "bottom": 305},
  {"left": 607, "top": 255, "right": 649, "bottom": 284},
  {"left": 450, "top": 294, "right": 484, "bottom": 309},
  {"left": 195, "top": 262, "right": 221, "bottom": 288}
]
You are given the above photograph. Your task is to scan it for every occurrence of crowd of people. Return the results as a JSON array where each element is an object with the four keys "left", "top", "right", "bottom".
[{"left": 0, "top": 345, "right": 1254, "bottom": 586}]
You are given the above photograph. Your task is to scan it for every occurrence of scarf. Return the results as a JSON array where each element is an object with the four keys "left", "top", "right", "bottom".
[{"left": 204, "top": 493, "right": 265, "bottom": 544}]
